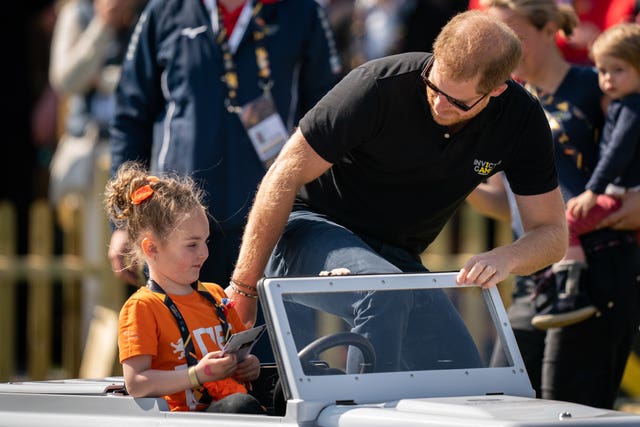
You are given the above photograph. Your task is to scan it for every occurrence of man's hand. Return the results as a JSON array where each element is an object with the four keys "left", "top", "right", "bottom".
[
  {"left": 457, "top": 247, "right": 512, "bottom": 289},
  {"left": 108, "top": 229, "right": 142, "bottom": 285},
  {"left": 597, "top": 191, "right": 640, "bottom": 230}
]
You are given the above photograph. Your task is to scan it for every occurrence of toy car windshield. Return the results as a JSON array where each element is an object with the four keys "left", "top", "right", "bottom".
[{"left": 259, "top": 272, "right": 532, "bottom": 407}]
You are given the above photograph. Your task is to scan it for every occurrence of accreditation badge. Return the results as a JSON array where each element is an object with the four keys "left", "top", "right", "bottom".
[{"left": 238, "top": 91, "right": 289, "bottom": 169}]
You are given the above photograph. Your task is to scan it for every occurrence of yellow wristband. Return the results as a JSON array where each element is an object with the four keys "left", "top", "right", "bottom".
[{"left": 188, "top": 366, "right": 201, "bottom": 388}]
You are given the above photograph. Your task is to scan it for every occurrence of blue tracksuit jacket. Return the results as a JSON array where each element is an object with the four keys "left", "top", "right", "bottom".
[{"left": 111, "top": 0, "right": 340, "bottom": 229}]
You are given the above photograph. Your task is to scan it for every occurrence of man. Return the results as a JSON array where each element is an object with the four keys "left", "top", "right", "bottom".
[
  {"left": 108, "top": 0, "right": 340, "bottom": 287},
  {"left": 228, "top": 10, "right": 568, "bottom": 371}
]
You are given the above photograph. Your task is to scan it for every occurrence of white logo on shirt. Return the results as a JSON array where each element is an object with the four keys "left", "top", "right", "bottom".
[
  {"left": 181, "top": 26, "right": 208, "bottom": 39},
  {"left": 171, "top": 338, "right": 185, "bottom": 360}
]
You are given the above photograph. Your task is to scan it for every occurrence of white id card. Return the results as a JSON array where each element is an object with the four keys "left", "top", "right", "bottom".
[
  {"left": 239, "top": 92, "right": 289, "bottom": 169},
  {"left": 221, "top": 324, "right": 267, "bottom": 362}
]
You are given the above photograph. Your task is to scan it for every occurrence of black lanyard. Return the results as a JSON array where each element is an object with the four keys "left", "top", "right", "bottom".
[
  {"left": 147, "top": 279, "right": 232, "bottom": 349},
  {"left": 147, "top": 279, "right": 232, "bottom": 403},
  {"left": 214, "top": 0, "right": 273, "bottom": 112}
]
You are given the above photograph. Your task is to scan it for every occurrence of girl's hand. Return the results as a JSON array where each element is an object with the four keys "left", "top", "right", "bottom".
[
  {"left": 233, "top": 354, "right": 261, "bottom": 382},
  {"left": 196, "top": 351, "right": 237, "bottom": 383}
]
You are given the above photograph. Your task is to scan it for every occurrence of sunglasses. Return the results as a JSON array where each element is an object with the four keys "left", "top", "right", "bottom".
[{"left": 421, "top": 56, "right": 488, "bottom": 112}]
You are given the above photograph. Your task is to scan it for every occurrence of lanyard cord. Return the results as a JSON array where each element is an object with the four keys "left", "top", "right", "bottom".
[
  {"left": 216, "top": 0, "right": 273, "bottom": 113},
  {"left": 146, "top": 279, "right": 233, "bottom": 403},
  {"left": 146, "top": 279, "right": 232, "bottom": 362}
]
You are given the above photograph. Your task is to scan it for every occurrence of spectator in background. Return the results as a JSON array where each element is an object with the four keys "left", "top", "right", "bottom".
[
  {"left": 108, "top": 0, "right": 340, "bottom": 288},
  {"left": 470, "top": 0, "right": 640, "bottom": 409},
  {"left": 469, "top": 0, "right": 638, "bottom": 65},
  {"left": 534, "top": 23, "right": 640, "bottom": 330},
  {"left": 320, "top": 0, "right": 354, "bottom": 76},
  {"left": 49, "top": 0, "right": 146, "bottom": 340},
  {"left": 555, "top": 0, "right": 637, "bottom": 65},
  {"left": 49, "top": 0, "right": 146, "bottom": 203},
  {"left": 347, "top": 0, "right": 468, "bottom": 70}
]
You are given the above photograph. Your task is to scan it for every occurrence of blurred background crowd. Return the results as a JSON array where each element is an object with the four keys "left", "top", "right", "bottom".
[
  {"left": 5, "top": 0, "right": 639, "bottom": 242},
  {"left": 1, "top": 0, "right": 640, "bottom": 403}
]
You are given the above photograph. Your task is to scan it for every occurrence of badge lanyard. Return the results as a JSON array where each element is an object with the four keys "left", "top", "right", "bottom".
[
  {"left": 204, "top": 0, "right": 273, "bottom": 113},
  {"left": 204, "top": 0, "right": 288, "bottom": 169}
]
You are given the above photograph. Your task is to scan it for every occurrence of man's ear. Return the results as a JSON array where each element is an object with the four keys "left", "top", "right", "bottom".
[
  {"left": 141, "top": 236, "right": 158, "bottom": 258},
  {"left": 489, "top": 83, "right": 508, "bottom": 98},
  {"left": 543, "top": 21, "right": 558, "bottom": 41}
]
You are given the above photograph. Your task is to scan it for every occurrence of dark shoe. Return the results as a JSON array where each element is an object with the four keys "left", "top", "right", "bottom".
[
  {"left": 529, "top": 267, "right": 556, "bottom": 313},
  {"left": 531, "top": 261, "right": 598, "bottom": 330}
]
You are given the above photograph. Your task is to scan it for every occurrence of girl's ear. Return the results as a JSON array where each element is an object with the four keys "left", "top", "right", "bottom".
[{"left": 141, "top": 236, "right": 158, "bottom": 259}]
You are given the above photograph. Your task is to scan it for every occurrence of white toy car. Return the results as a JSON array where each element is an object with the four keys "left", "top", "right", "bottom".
[{"left": 1, "top": 272, "right": 639, "bottom": 426}]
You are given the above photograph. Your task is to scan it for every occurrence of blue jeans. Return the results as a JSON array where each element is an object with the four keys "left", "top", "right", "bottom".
[{"left": 265, "top": 209, "right": 482, "bottom": 372}]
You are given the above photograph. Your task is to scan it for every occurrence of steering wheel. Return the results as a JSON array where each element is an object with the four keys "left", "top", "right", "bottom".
[
  {"left": 298, "top": 331, "right": 377, "bottom": 374},
  {"left": 272, "top": 332, "right": 376, "bottom": 415}
]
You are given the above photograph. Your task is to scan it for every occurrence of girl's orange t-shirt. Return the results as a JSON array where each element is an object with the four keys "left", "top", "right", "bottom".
[{"left": 118, "top": 282, "right": 249, "bottom": 411}]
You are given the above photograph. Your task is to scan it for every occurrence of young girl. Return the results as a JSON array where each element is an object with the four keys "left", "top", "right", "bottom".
[
  {"left": 565, "top": 23, "right": 640, "bottom": 264},
  {"left": 104, "top": 161, "right": 264, "bottom": 414}
]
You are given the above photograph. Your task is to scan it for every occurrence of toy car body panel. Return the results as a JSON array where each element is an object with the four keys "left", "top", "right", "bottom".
[{"left": 1, "top": 272, "right": 639, "bottom": 426}]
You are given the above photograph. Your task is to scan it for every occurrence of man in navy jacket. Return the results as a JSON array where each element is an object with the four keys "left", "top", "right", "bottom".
[{"left": 109, "top": 0, "right": 340, "bottom": 288}]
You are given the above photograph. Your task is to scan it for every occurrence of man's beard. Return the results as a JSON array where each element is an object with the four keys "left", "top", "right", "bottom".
[{"left": 428, "top": 94, "right": 482, "bottom": 127}]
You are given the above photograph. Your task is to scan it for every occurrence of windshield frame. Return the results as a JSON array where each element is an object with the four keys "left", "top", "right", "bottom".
[{"left": 258, "top": 272, "right": 534, "bottom": 406}]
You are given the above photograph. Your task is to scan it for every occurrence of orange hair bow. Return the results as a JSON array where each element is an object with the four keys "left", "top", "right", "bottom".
[{"left": 131, "top": 176, "right": 159, "bottom": 205}]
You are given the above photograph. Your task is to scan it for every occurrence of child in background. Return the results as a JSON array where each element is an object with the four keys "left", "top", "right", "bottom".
[
  {"left": 567, "top": 22, "right": 640, "bottom": 257},
  {"left": 104, "top": 161, "right": 264, "bottom": 413},
  {"left": 532, "top": 23, "right": 640, "bottom": 329}
]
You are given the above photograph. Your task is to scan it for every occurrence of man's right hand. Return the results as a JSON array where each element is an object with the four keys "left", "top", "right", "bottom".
[{"left": 108, "top": 229, "right": 142, "bottom": 285}]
